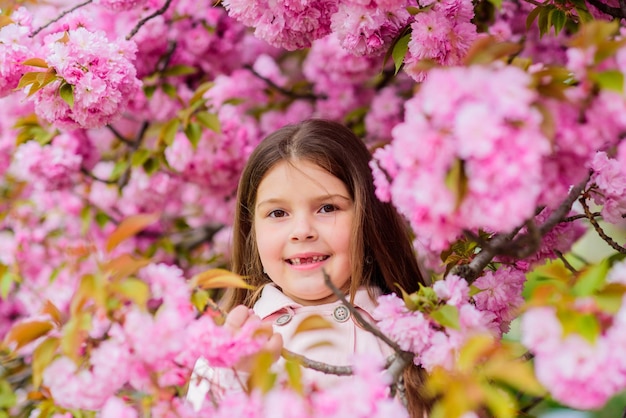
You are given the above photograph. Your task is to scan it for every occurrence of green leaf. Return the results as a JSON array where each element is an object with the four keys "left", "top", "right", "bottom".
[
  {"left": 162, "top": 64, "right": 197, "bottom": 77},
  {"left": 0, "top": 381, "right": 16, "bottom": 409},
  {"left": 590, "top": 70, "right": 624, "bottom": 92},
  {"left": 184, "top": 122, "right": 202, "bottom": 148},
  {"left": 486, "top": 0, "right": 502, "bottom": 9},
  {"left": 392, "top": 33, "right": 410, "bottom": 75},
  {"left": 430, "top": 305, "right": 460, "bottom": 330},
  {"left": 131, "top": 148, "right": 151, "bottom": 167},
  {"left": 144, "top": 85, "right": 157, "bottom": 99},
  {"left": 160, "top": 118, "right": 179, "bottom": 146},
  {"left": 195, "top": 111, "right": 221, "bottom": 133},
  {"left": 1, "top": 267, "right": 15, "bottom": 299},
  {"left": 95, "top": 211, "right": 111, "bottom": 228},
  {"left": 526, "top": 6, "right": 542, "bottom": 30},
  {"left": 58, "top": 82, "right": 74, "bottom": 108},
  {"left": 593, "top": 283, "right": 626, "bottom": 314},
  {"left": 537, "top": 5, "right": 554, "bottom": 38},
  {"left": 573, "top": 258, "right": 609, "bottom": 297},
  {"left": 110, "top": 159, "right": 129, "bottom": 181},
  {"left": 571, "top": 0, "right": 594, "bottom": 23},
  {"left": 161, "top": 83, "right": 178, "bottom": 99},
  {"left": 551, "top": 9, "right": 567, "bottom": 36},
  {"left": 558, "top": 311, "right": 600, "bottom": 343},
  {"left": 406, "top": 4, "right": 434, "bottom": 15},
  {"left": 143, "top": 156, "right": 160, "bottom": 175}
]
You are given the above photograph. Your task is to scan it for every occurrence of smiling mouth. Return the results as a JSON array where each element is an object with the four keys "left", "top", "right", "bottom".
[{"left": 287, "top": 255, "right": 329, "bottom": 265}]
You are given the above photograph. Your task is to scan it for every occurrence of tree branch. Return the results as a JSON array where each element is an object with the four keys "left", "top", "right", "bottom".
[
  {"left": 106, "top": 125, "right": 133, "bottom": 146},
  {"left": 322, "top": 271, "right": 414, "bottom": 385},
  {"left": 30, "top": 0, "right": 94, "bottom": 37},
  {"left": 452, "top": 174, "right": 591, "bottom": 283},
  {"left": 282, "top": 349, "right": 353, "bottom": 375},
  {"left": 579, "top": 198, "right": 626, "bottom": 254},
  {"left": 80, "top": 166, "right": 117, "bottom": 184},
  {"left": 554, "top": 250, "right": 577, "bottom": 273},
  {"left": 244, "top": 65, "right": 325, "bottom": 101},
  {"left": 586, "top": 0, "right": 624, "bottom": 18},
  {"left": 126, "top": 0, "right": 174, "bottom": 40}
]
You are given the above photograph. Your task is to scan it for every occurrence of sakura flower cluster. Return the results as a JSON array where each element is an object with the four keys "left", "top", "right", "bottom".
[
  {"left": 404, "top": 0, "right": 478, "bottom": 81},
  {"left": 589, "top": 141, "right": 626, "bottom": 225},
  {"left": 222, "top": 0, "right": 338, "bottom": 50},
  {"left": 28, "top": 27, "right": 141, "bottom": 129},
  {"left": 43, "top": 263, "right": 270, "bottom": 412},
  {"left": 521, "top": 278, "right": 626, "bottom": 410},
  {"left": 0, "top": 8, "right": 37, "bottom": 97},
  {"left": 373, "top": 272, "right": 525, "bottom": 371},
  {"left": 209, "top": 354, "right": 407, "bottom": 418},
  {"left": 371, "top": 64, "right": 550, "bottom": 252},
  {"left": 223, "top": 0, "right": 479, "bottom": 81}
]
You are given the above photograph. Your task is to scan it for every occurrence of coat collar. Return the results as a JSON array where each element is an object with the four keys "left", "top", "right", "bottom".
[{"left": 253, "top": 284, "right": 382, "bottom": 319}]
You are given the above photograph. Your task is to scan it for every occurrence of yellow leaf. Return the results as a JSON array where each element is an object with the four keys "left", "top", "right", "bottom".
[
  {"left": 104, "top": 253, "right": 151, "bottom": 281},
  {"left": 190, "top": 268, "right": 253, "bottom": 290},
  {"left": 32, "top": 337, "right": 59, "bottom": 388},
  {"left": 293, "top": 314, "right": 334, "bottom": 334},
  {"left": 112, "top": 278, "right": 150, "bottom": 308},
  {"left": 40, "top": 300, "right": 63, "bottom": 326},
  {"left": 457, "top": 334, "right": 495, "bottom": 372},
  {"left": 105, "top": 213, "right": 160, "bottom": 252},
  {"left": 21, "top": 58, "right": 49, "bottom": 68},
  {"left": 285, "top": 359, "right": 303, "bottom": 394},
  {"left": 3, "top": 320, "right": 54, "bottom": 351},
  {"left": 61, "top": 313, "right": 91, "bottom": 362},
  {"left": 247, "top": 351, "right": 277, "bottom": 394}
]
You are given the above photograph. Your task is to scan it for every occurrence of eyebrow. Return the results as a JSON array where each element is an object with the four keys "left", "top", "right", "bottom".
[{"left": 256, "top": 194, "right": 352, "bottom": 209}]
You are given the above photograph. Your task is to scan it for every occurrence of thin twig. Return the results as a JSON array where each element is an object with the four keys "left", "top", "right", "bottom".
[
  {"left": 538, "top": 175, "right": 591, "bottom": 236},
  {"left": 452, "top": 175, "right": 591, "bottom": 283},
  {"left": 117, "top": 121, "right": 149, "bottom": 189},
  {"left": 282, "top": 349, "right": 353, "bottom": 376},
  {"left": 520, "top": 396, "right": 546, "bottom": 414},
  {"left": 80, "top": 167, "right": 116, "bottom": 184},
  {"left": 579, "top": 198, "right": 626, "bottom": 254},
  {"left": 554, "top": 250, "right": 577, "bottom": 273},
  {"left": 521, "top": 0, "right": 543, "bottom": 7},
  {"left": 106, "top": 125, "right": 133, "bottom": 146},
  {"left": 30, "top": 0, "right": 94, "bottom": 37},
  {"left": 586, "top": 0, "right": 624, "bottom": 18},
  {"left": 322, "top": 271, "right": 403, "bottom": 353},
  {"left": 322, "top": 271, "right": 414, "bottom": 385},
  {"left": 563, "top": 212, "right": 600, "bottom": 223},
  {"left": 127, "top": 0, "right": 174, "bottom": 40},
  {"left": 244, "top": 65, "right": 324, "bottom": 101}
]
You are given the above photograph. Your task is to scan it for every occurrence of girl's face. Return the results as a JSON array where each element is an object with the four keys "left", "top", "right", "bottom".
[{"left": 254, "top": 159, "right": 354, "bottom": 305}]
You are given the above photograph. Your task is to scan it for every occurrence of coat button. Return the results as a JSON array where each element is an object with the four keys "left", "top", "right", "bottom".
[
  {"left": 333, "top": 305, "right": 350, "bottom": 322},
  {"left": 274, "top": 313, "right": 293, "bottom": 326}
]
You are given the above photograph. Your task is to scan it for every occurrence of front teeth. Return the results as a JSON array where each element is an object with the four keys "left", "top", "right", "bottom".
[{"left": 290, "top": 256, "right": 326, "bottom": 265}]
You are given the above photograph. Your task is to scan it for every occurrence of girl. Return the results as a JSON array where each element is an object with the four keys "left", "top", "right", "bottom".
[{"left": 188, "top": 119, "right": 430, "bottom": 417}]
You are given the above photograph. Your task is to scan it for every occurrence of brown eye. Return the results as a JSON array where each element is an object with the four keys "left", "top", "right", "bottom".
[
  {"left": 319, "top": 204, "right": 337, "bottom": 214},
  {"left": 269, "top": 209, "right": 287, "bottom": 218}
]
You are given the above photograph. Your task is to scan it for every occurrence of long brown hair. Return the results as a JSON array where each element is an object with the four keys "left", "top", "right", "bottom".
[{"left": 227, "top": 118, "right": 430, "bottom": 417}]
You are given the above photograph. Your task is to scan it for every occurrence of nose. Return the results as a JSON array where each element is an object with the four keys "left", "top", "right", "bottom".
[{"left": 289, "top": 214, "right": 317, "bottom": 241}]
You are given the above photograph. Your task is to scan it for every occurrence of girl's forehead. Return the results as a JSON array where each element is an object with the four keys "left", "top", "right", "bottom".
[{"left": 255, "top": 159, "right": 350, "bottom": 201}]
